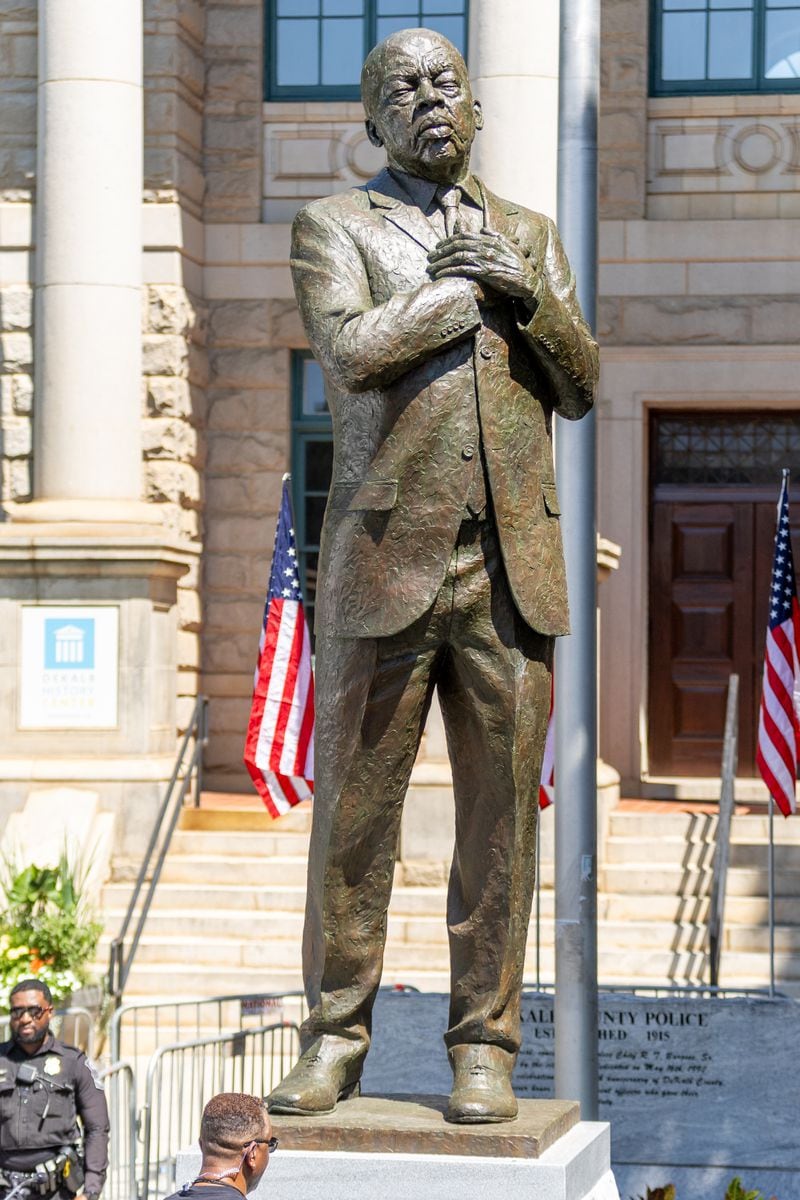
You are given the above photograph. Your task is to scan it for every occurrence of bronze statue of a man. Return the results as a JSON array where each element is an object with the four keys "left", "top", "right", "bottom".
[{"left": 267, "top": 27, "right": 597, "bottom": 1124}]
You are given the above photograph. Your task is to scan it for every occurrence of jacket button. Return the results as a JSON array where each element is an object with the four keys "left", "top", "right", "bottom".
[
  {"left": 462, "top": 444, "right": 475, "bottom": 460},
  {"left": 480, "top": 346, "right": 493, "bottom": 360}
]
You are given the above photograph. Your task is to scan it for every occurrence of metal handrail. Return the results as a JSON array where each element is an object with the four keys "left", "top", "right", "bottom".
[
  {"left": 708, "top": 673, "right": 739, "bottom": 988},
  {"left": 107, "top": 695, "right": 209, "bottom": 1004},
  {"left": 98, "top": 1060, "right": 138, "bottom": 1200},
  {"left": 109, "top": 989, "right": 307, "bottom": 1064}
]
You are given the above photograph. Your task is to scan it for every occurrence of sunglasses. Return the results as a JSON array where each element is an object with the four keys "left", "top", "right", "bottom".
[
  {"left": 9, "top": 1006, "right": 49, "bottom": 1020},
  {"left": 248, "top": 1138, "right": 278, "bottom": 1153}
]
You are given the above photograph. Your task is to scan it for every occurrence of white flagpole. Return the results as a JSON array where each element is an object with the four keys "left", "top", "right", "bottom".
[{"left": 768, "top": 794, "right": 776, "bottom": 997}]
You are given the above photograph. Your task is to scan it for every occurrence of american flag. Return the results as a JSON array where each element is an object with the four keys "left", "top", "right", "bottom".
[
  {"left": 756, "top": 471, "right": 800, "bottom": 817},
  {"left": 539, "top": 680, "right": 554, "bottom": 809},
  {"left": 244, "top": 478, "right": 315, "bottom": 817}
]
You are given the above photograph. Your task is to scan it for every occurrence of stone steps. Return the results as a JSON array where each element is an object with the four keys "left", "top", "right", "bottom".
[{"left": 103, "top": 799, "right": 800, "bottom": 1004}]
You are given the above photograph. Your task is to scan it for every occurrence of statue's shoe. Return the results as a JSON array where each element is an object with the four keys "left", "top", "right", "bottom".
[
  {"left": 445, "top": 1044, "right": 519, "bottom": 1124},
  {"left": 266, "top": 1036, "right": 364, "bottom": 1115}
]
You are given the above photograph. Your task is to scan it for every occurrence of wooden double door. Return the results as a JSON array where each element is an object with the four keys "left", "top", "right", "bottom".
[{"left": 648, "top": 413, "right": 800, "bottom": 778}]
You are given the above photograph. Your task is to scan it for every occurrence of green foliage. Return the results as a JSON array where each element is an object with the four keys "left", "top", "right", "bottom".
[
  {"left": 0, "top": 851, "right": 103, "bottom": 1005},
  {"left": 724, "top": 1179, "right": 777, "bottom": 1200},
  {"left": 632, "top": 1187, "right": 676, "bottom": 1200}
]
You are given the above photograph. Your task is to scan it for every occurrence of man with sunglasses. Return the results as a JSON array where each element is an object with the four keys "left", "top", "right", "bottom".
[
  {"left": 168, "top": 1094, "right": 275, "bottom": 1200},
  {"left": 0, "top": 980, "right": 108, "bottom": 1200}
]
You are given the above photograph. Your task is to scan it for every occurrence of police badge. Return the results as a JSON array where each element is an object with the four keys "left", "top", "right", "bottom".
[{"left": 43, "top": 1055, "right": 61, "bottom": 1076}]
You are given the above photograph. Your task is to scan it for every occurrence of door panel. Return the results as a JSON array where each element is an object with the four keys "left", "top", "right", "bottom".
[
  {"left": 649, "top": 503, "right": 752, "bottom": 776},
  {"left": 649, "top": 496, "right": 800, "bottom": 777}
]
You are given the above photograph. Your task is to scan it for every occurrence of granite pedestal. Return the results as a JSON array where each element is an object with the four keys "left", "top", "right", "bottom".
[{"left": 176, "top": 1097, "right": 619, "bottom": 1200}]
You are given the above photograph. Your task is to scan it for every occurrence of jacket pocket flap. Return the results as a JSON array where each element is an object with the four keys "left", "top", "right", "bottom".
[
  {"left": 542, "top": 482, "right": 561, "bottom": 516},
  {"left": 332, "top": 479, "right": 398, "bottom": 512}
]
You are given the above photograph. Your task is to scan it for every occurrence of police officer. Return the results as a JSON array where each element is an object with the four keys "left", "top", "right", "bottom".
[{"left": 0, "top": 980, "right": 109, "bottom": 1200}]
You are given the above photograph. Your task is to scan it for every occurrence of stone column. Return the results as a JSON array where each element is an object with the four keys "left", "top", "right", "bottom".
[
  {"left": 30, "top": 0, "right": 145, "bottom": 522},
  {"left": 0, "top": 0, "right": 198, "bottom": 853},
  {"left": 468, "top": 0, "right": 560, "bottom": 219}
]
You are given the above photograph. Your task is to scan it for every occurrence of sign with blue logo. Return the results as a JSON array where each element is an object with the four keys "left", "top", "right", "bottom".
[
  {"left": 20, "top": 606, "right": 119, "bottom": 729},
  {"left": 44, "top": 618, "right": 95, "bottom": 670}
]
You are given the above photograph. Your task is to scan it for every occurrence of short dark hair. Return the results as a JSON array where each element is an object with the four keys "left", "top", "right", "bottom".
[
  {"left": 199, "top": 1094, "right": 267, "bottom": 1156},
  {"left": 10, "top": 979, "right": 53, "bottom": 1006}
]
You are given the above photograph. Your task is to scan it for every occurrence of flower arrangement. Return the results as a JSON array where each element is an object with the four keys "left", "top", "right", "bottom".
[{"left": 0, "top": 853, "right": 103, "bottom": 1007}]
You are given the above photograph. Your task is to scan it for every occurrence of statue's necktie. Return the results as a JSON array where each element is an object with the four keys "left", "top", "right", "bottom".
[{"left": 436, "top": 185, "right": 461, "bottom": 237}]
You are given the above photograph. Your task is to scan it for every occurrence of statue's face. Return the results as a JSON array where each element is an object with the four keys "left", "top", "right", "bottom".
[{"left": 365, "top": 31, "right": 482, "bottom": 183}]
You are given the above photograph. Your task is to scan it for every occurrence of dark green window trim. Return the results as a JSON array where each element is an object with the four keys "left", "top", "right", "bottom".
[
  {"left": 290, "top": 350, "right": 332, "bottom": 635},
  {"left": 651, "top": 0, "right": 800, "bottom": 95},
  {"left": 265, "top": 0, "right": 469, "bottom": 102}
]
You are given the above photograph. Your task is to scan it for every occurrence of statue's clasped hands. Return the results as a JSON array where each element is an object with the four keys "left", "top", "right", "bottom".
[{"left": 427, "top": 229, "right": 541, "bottom": 310}]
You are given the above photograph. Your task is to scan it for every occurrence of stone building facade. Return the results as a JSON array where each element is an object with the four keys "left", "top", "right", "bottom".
[{"left": 0, "top": 0, "right": 797, "bottom": 845}]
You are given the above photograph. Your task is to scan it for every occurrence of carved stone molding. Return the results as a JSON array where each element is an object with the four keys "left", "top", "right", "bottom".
[
  {"left": 649, "top": 113, "right": 800, "bottom": 195},
  {"left": 263, "top": 103, "right": 385, "bottom": 222}
]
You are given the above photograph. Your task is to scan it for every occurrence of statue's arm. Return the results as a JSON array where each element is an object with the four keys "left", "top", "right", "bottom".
[
  {"left": 290, "top": 205, "right": 482, "bottom": 393},
  {"left": 515, "top": 217, "right": 598, "bottom": 421}
]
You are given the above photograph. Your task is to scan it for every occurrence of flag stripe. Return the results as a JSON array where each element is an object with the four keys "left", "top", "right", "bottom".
[
  {"left": 757, "top": 473, "right": 799, "bottom": 818},
  {"left": 244, "top": 479, "right": 315, "bottom": 818}
]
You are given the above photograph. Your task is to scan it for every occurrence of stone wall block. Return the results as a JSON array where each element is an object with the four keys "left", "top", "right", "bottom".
[
  {"left": 202, "top": 631, "right": 255, "bottom": 675},
  {"left": 206, "top": 430, "right": 287, "bottom": 474},
  {"left": 0, "top": 331, "right": 32, "bottom": 372},
  {"left": 2, "top": 416, "right": 31, "bottom": 457},
  {"left": 179, "top": 507, "right": 202, "bottom": 540},
  {"left": 619, "top": 296, "right": 751, "bottom": 345},
  {"left": 600, "top": 106, "right": 647, "bottom": 152},
  {"left": 3, "top": 456, "right": 30, "bottom": 500},
  {"left": 0, "top": 92, "right": 36, "bottom": 138},
  {"left": 11, "top": 32, "right": 36, "bottom": 75},
  {"left": 206, "top": 60, "right": 260, "bottom": 103},
  {"left": 187, "top": 343, "right": 209, "bottom": 391},
  {"left": 597, "top": 297, "right": 623, "bottom": 343},
  {"left": 205, "top": 513, "right": 277, "bottom": 556},
  {"left": 11, "top": 373, "right": 31, "bottom": 414},
  {"left": 177, "top": 586, "right": 202, "bottom": 631},
  {"left": 145, "top": 285, "right": 197, "bottom": 337},
  {"left": 0, "top": 285, "right": 32, "bottom": 330},
  {"left": 0, "top": 4, "right": 37, "bottom": 20},
  {"left": 0, "top": 373, "right": 32, "bottom": 417},
  {"left": 143, "top": 332, "right": 191, "bottom": 377},
  {"left": 205, "top": 114, "right": 260, "bottom": 154},
  {"left": 602, "top": 0, "right": 649, "bottom": 39},
  {"left": 205, "top": 597, "right": 263, "bottom": 635},
  {"left": 209, "top": 346, "right": 288, "bottom": 389},
  {"left": 206, "top": 388, "right": 289, "bottom": 433},
  {"left": 750, "top": 299, "right": 800, "bottom": 344},
  {"left": 270, "top": 300, "right": 306, "bottom": 348},
  {"left": 205, "top": 552, "right": 263, "bottom": 593},
  {"left": 206, "top": 5, "right": 262, "bottom": 48},
  {"left": 142, "top": 415, "right": 200, "bottom": 462},
  {"left": 177, "top": 630, "right": 201, "bottom": 670},
  {"left": 208, "top": 300, "right": 270, "bottom": 347},
  {"left": 146, "top": 376, "right": 194, "bottom": 417},
  {"left": 602, "top": 45, "right": 647, "bottom": 94},
  {"left": 205, "top": 470, "right": 283, "bottom": 513},
  {"left": 599, "top": 159, "right": 646, "bottom": 218},
  {"left": 145, "top": 459, "right": 202, "bottom": 504}
]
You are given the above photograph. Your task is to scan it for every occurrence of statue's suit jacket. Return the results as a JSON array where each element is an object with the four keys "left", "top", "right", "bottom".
[{"left": 290, "top": 167, "right": 599, "bottom": 640}]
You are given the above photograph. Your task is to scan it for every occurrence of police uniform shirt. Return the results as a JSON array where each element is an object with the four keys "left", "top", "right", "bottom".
[{"left": 0, "top": 1035, "right": 109, "bottom": 1195}]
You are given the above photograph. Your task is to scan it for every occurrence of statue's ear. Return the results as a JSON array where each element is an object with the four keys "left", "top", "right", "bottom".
[
  {"left": 365, "top": 119, "right": 384, "bottom": 148},
  {"left": 473, "top": 100, "right": 484, "bottom": 131}
]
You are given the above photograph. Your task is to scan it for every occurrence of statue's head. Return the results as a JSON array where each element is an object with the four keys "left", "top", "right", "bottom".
[{"left": 362, "top": 28, "right": 483, "bottom": 184}]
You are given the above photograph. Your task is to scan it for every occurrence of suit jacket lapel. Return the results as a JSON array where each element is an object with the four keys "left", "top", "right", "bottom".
[{"left": 367, "top": 168, "right": 439, "bottom": 253}]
